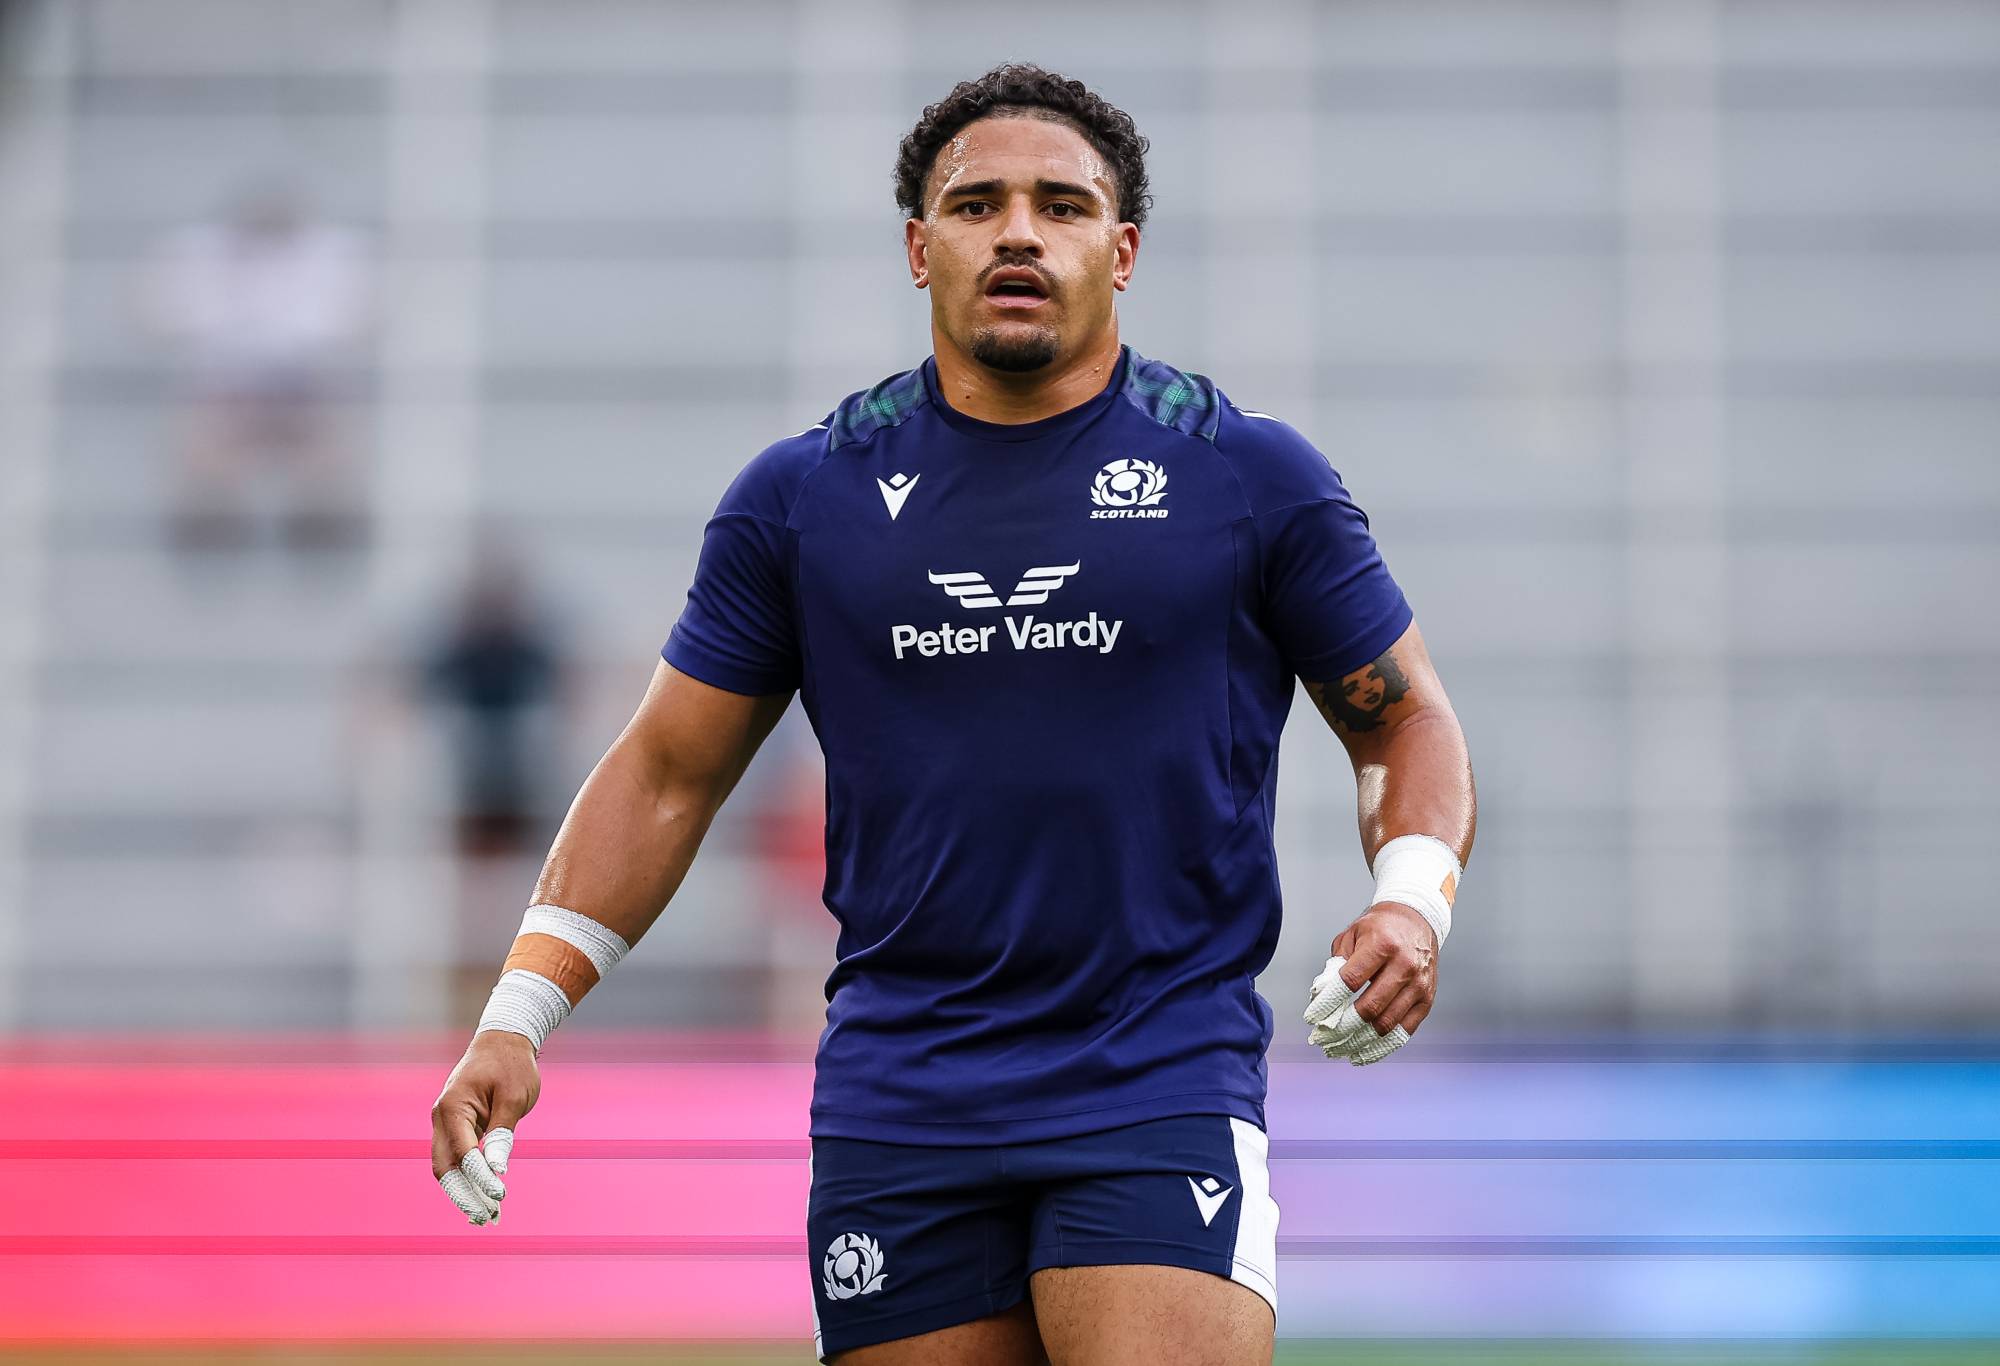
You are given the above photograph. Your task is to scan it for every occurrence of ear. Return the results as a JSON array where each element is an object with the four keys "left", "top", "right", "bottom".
[
  {"left": 905, "top": 218, "right": 929, "bottom": 289},
  {"left": 1110, "top": 222, "right": 1139, "bottom": 293}
]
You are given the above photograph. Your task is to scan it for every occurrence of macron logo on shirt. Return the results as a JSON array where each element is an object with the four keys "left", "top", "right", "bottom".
[{"left": 877, "top": 472, "right": 920, "bottom": 520}]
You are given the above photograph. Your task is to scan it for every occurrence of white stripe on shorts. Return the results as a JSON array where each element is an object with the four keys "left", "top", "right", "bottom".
[
  {"left": 809, "top": 1149, "right": 825, "bottom": 1361},
  {"left": 1226, "top": 1116, "right": 1279, "bottom": 1317}
]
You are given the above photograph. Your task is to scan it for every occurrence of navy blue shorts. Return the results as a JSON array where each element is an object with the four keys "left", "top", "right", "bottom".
[{"left": 806, "top": 1112, "right": 1279, "bottom": 1362}]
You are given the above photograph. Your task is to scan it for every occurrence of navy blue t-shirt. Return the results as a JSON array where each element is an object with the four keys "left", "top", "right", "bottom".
[{"left": 662, "top": 345, "right": 1413, "bottom": 1144}]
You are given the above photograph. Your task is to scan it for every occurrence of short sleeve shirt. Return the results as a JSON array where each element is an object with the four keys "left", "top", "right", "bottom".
[{"left": 664, "top": 346, "right": 1413, "bottom": 1144}]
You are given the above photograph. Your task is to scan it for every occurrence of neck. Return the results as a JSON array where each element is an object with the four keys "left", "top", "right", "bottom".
[{"left": 929, "top": 322, "right": 1123, "bottom": 425}]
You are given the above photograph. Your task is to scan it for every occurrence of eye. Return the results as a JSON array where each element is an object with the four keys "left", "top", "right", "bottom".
[
  {"left": 1047, "top": 202, "right": 1081, "bottom": 219},
  {"left": 958, "top": 201, "right": 993, "bottom": 217}
]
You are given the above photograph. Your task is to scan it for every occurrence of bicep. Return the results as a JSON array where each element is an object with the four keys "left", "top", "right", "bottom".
[
  {"left": 1300, "top": 618, "right": 1452, "bottom": 758},
  {"left": 618, "top": 659, "right": 793, "bottom": 814}
]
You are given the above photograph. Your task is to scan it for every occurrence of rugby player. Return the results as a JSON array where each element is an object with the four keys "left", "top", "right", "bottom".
[{"left": 431, "top": 63, "right": 1477, "bottom": 1365}]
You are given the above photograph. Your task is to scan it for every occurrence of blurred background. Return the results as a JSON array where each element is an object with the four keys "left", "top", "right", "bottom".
[{"left": 0, "top": 0, "right": 1995, "bottom": 1361}]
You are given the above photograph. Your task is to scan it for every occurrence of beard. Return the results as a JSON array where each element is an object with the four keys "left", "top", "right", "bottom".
[{"left": 968, "top": 322, "right": 1060, "bottom": 373}]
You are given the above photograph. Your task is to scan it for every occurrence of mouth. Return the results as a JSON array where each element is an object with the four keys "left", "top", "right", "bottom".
[{"left": 984, "top": 269, "right": 1051, "bottom": 310}]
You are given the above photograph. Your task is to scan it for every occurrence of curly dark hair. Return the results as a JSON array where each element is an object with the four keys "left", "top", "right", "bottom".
[{"left": 893, "top": 63, "right": 1152, "bottom": 232}]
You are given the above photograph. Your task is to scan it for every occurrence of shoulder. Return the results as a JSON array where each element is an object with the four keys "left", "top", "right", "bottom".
[
  {"left": 710, "top": 418, "right": 837, "bottom": 527},
  {"left": 1207, "top": 388, "right": 1355, "bottom": 516},
  {"left": 1115, "top": 350, "right": 1351, "bottom": 512},
  {"left": 713, "top": 358, "right": 934, "bottom": 522},
  {"left": 1115, "top": 349, "right": 1224, "bottom": 441},
  {"left": 826, "top": 361, "right": 933, "bottom": 452}
]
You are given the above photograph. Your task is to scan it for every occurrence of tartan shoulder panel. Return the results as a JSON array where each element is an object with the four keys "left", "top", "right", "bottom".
[
  {"left": 828, "top": 365, "right": 932, "bottom": 450},
  {"left": 1118, "top": 350, "right": 1221, "bottom": 442}
]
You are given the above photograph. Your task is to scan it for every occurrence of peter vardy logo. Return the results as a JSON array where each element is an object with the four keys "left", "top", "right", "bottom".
[
  {"left": 926, "top": 562, "right": 1080, "bottom": 609},
  {"left": 1090, "top": 458, "right": 1169, "bottom": 519},
  {"left": 892, "top": 560, "right": 1122, "bottom": 660},
  {"left": 822, "top": 1231, "right": 886, "bottom": 1301}
]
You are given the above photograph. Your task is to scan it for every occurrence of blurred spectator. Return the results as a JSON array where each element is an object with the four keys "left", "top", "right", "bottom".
[
  {"left": 414, "top": 545, "right": 572, "bottom": 1027},
  {"left": 142, "top": 178, "right": 372, "bottom": 554},
  {"left": 419, "top": 547, "right": 568, "bottom": 859}
]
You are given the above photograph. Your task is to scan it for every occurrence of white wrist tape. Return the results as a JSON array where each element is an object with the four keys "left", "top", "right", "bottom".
[
  {"left": 520, "top": 903, "right": 631, "bottom": 976},
  {"left": 476, "top": 970, "right": 572, "bottom": 1054},
  {"left": 475, "top": 904, "right": 631, "bottom": 1055},
  {"left": 1370, "top": 834, "right": 1461, "bottom": 947}
]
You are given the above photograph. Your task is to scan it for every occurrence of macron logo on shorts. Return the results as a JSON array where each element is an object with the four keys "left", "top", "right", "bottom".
[{"left": 1188, "top": 1174, "right": 1234, "bottom": 1226}]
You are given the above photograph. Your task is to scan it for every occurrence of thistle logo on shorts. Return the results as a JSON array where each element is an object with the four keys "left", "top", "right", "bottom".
[
  {"left": 1090, "top": 458, "right": 1169, "bottom": 519},
  {"left": 822, "top": 1231, "right": 887, "bottom": 1300}
]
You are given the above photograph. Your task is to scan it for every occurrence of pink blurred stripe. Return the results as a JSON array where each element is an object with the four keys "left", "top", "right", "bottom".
[
  {"left": 0, "top": 1160, "right": 807, "bottom": 1237},
  {"left": 0, "top": 1030, "right": 813, "bottom": 1067},
  {"left": 3, "top": 1061, "right": 815, "bottom": 1140},
  {"left": 0, "top": 1139, "right": 809, "bottom": 1158},
  {"left": 0, "top": 1036, "right": 819, "bottom": 1340},
  {"left": 0, "top": 1255, "right": 809, "bottom": 1339}
]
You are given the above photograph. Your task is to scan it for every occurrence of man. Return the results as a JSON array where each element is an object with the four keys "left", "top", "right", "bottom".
[
  {"left": 430, "top": 64, "right": 1476, "bottom": 1366},
  {"left": 142, "top": 179, "right": 370, "bottom": 552}
]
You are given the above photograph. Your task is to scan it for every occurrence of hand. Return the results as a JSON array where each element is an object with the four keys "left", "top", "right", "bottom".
[
  {"left": 1301, "top": 902, "right": 1439, "bottom": 1065},
  {"left": 430, "top": 1029, "right": 541, "bottom": 1225}
]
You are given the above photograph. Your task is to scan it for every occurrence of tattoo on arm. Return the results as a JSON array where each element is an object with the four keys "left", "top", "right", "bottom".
[{"left": 1305, "top": 649, "right": 1411, "bottom": 734}]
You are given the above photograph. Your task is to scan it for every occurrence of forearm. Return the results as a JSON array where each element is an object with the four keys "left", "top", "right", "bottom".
[
  {"left": 1299, "top": 624, "right": 1471, "bottom": 1051},
  {"left": 526, "top": 736, "right": 722, "bottom": 950},
  {"left": 1352, "top": 705, "right": 1476, "bottom": 870},
  {"left": 472, "top": 737, "right": 725, "bottom": 1049},
  {"left": 471, "top": 666, "right": 789, "bottom": 1052}
]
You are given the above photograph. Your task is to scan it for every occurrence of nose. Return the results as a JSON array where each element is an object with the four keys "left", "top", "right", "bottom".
[{"left": 992, "top": 194, "right": 1044, "bottom": 257}]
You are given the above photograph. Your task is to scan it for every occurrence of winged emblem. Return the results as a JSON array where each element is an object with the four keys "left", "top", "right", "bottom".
[{"left": 927, "top": 562, "right": 1081, "bottom": 610}]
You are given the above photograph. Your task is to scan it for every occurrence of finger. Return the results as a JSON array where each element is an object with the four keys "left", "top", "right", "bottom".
[
  {"left": 461, "top": 1145, "right": 507, "bottom": 1204},
  {"left": 430, "top": 1110, "right": 456, "bottom": 1182},
  {"left": 1337, "top": 933, "right": 1394, "bottom": 992},
  {"left": 439, "top": 1167, "right": 499, "bottom": 1224},
  {"left": 1328, "top": 924, "right": 1360, "bottom": 961},
  {"left": 1309, "top": 1003, "right": 1374, "bottom": 1057},
  {"left": 1303, "top": 954, "right": 1351, "bottom": 1024},
  {"left": 1353, "top": 957, "right": 1418, "bottom": 1027},
  {"left": 1309, "top": 1001, "right": 1361, "bottom": 1045},
  {"left": 1303, "top": 956, "right": 1355, "bottom": 1027},
  {"left": 430, "top": 1097, "right": 473, "bottom": 1181},
  {"left": 1396, "top": 994, "right": 1435, "bottom": 1037},
  {"left": 482, "top": 1126, "right": 515, "bottom": 1176},
  {"left": 1347, "top": 1024, "right": 1410, "bottom": 1066},
  {"left": 1312, "top": 1024, "right": 1366, "bottom": 1060},
  {"left": 435, "top": 1098, "right": 481, "bottom": 1177},
  {"left": 1371, "top": 978, "right": 1431, "bottom": 1036}
]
